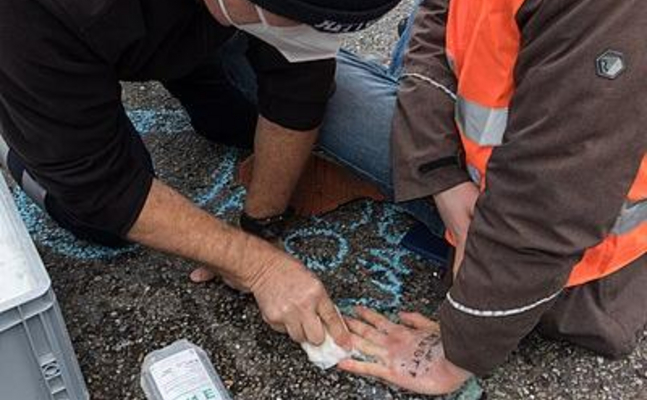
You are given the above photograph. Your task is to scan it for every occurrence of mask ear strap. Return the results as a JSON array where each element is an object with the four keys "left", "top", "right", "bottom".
[
  {"left": 255, "top": 6, "right": 270, "bottom": 27},
  {"left": 217, "top": 0, "right": 236, "bottom": 26}
]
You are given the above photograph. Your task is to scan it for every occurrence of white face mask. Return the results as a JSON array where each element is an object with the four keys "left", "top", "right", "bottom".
[{"left": 217, "top": 0, "right": 342, "bottom": 63}]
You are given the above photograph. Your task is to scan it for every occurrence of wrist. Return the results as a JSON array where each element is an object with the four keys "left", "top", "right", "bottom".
[
  {"left": 432, "top": 181, "right": 473, "bottom": 203},
  {"left": 222, "top": 229, "right": 278, "bottom": 291},
  {"left": 440, "top": 356, "right": 473, "bottom": 389},
  {"left": 429, "top": 345, "right": 473, "bottom": 394}
]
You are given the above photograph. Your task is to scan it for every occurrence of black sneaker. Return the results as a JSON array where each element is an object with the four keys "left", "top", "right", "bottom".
[{"left": 238, "top": 208, "right": 295, "bottom": 244}]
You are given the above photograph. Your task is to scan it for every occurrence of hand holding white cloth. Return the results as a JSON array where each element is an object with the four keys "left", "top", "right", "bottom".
[{"left": 301, "top": 331, "right": 356, "bottom": 370}]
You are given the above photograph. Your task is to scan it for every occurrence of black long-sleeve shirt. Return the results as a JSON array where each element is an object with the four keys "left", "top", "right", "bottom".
[{"left": 0, "top": 0, "right": 335, "bottom": 243}]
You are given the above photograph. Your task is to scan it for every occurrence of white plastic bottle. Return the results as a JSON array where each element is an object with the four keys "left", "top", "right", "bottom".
[{"left": 141, "top": 340, "right": 233, "bottom": 400}]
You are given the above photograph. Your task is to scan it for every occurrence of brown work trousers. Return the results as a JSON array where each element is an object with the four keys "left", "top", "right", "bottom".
[{"left": 538, "top": 256, "right": 647, "bottom": 358}]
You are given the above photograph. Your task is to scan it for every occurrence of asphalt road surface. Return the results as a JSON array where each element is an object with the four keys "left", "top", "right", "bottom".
[{"left": 6, "top": 2, "right": 646, "bottom": 399}]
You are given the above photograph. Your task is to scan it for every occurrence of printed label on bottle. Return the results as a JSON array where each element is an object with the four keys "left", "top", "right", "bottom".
[{"left": 150, "top": 348, "right": 223, "bottom": 400}]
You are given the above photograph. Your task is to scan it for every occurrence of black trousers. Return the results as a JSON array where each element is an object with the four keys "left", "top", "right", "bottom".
[{"left": 162, "top": 35, "right": 258, "bottom": 150}]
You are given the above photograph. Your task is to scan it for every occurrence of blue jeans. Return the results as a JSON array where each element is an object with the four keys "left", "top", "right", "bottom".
[
  {"left": 317, "top": 16, "right": 445, "bottom": 237},
  {"left": 318, "top": 50, "right": 444, "bottom": 236},
  {"left": 196, "top": 17, "right": 444, "bottom": 237}
]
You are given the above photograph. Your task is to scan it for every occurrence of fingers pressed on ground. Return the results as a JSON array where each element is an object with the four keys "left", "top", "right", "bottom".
[
  {"left": 189, "top": 267, "right": 217, "bottom": 283},
  {"left": 302, "top": 315, "right": 326, "bottom": 346},
  {"left": 351, "top": 333, "right": 388, "bottom": 361},
  {"left": 318, "top": 298, "right": 352, "bottom": 349},
  {"left": 355, "top": 306, "right": 395, "bottom": 332},
  {"left": 346, "top": 317, "right": 386, "bottom": 344},
  {"left": 398, "top": 312, "right": 438, "bottom": 330},
  {"left": 338, "top": 359, "right": 390, "bottom": 381}
]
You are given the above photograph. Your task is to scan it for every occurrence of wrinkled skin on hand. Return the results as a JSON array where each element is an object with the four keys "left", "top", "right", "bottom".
[
  {"left": 249, "top": 252, "right": 352, "bottom": 350},
  {"left": 338, "top": 307, "right": 472, "bottom": 395},
  {"left": 185, "top": 228, "right": 350, "bottom": 349}
]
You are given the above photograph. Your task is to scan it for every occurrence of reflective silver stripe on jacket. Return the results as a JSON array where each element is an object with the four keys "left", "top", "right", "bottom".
[
  {"left": 612, "top": 199, "right": 647, "bottom": 235},
  {"left": 446, "top": 289, "right": 562, "bottom": 318},
  {"left": 456, "top": 96, "right": 509, "bottom": 146}
]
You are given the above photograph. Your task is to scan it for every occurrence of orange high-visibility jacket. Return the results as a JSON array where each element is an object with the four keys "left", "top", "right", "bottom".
[{"left": 445, "top": 0, "right": 647, "bottom": 287}]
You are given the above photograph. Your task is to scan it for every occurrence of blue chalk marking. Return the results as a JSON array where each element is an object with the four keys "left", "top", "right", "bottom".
[
  {"left": 377, "top": 204, "right": 408, "bottom": 245},
  {"left": 284, "top": 227, "right": 350, "bottom": 272},
  {"left": 194, "top": 148, "right": 240, "bottom": 208},
  {"left": 212, "top": 188, "right": 245, "bottom": 217},
  {"left": 126, "top": 109, "right": 192, "bottom": 135},
  {"left": 13, "top": 190, "right": 137, "bottom": 259},
  {"left": 337, "top": 243, "right": 413, "bottom": 312},
  {"left": 283, "top": 202, "right": 416, "bottom": 312}
]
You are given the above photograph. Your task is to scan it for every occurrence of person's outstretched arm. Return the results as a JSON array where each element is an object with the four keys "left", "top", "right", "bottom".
[
  {"left": 129, "top": 179, "right": 351, "bottom": 348},
  {"left": 0, "top": 0, "right": 349, "bottom": 350},
  {"left": 337, "top": 0, "right": 475, "bottom": 393}
]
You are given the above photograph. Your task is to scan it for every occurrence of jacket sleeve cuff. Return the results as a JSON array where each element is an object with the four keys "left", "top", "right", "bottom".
[
  {"left": 439, "top": 301, "right": 506, "bottom": 376},
  {"left": 259, "top": 97, "right": 326, "bottom": 131},
  {"left": 394, "top": 164, "right": 470, "bottom": 202},
  {"left": 439, "top": 293, "right": 555, "bottom": 376}
]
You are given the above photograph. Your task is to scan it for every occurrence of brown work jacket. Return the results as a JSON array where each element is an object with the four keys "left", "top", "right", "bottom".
[{"left": 391, "top": 0, "right": 647, "bottom": 375}]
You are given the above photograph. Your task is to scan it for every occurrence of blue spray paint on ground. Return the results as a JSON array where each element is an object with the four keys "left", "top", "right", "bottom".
[{"left": 12, "top": 107, "right": 418, "bottom": 311}]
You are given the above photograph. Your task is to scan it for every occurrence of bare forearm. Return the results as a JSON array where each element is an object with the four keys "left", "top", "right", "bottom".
[
  {"left": 126, "top": 179, "right": 351, "bottom": 347},
  {"left": 245, "top": 116, "right": 318, "bottom": 218},
  {"left": 128, "top": 179, "right": 278, "bottom": 288}
]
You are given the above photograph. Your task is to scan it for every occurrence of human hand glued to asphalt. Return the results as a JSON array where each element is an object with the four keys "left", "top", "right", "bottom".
[
  {"left": 433, "top": 181, "right": 479, "bottom": 277},
  {"left": 338, "top": 306, "right": 472, "bottom": 395}
]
